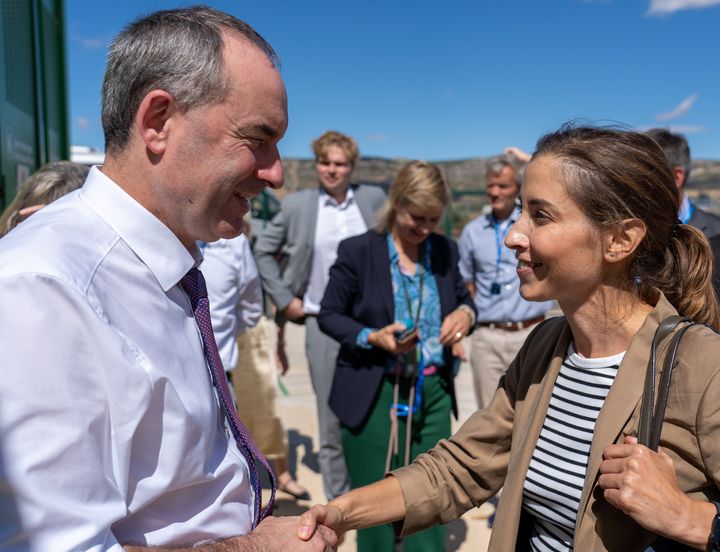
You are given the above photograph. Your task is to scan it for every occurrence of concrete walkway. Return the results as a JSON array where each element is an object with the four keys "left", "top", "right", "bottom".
[{"left": 268, "top": 322, "right": 493, "bottom": 551}]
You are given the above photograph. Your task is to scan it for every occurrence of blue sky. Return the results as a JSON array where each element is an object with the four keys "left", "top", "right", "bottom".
[{"left": 66, "top": 0, "right": 720, "bottom": 161}]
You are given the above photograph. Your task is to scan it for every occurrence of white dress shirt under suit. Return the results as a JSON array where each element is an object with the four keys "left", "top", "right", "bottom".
[
  {"left": 302, "top": 187, "right": 367, "bottom": 315},
  {"left": 0, "top": 167, "right": 254, "bottom": 551}
]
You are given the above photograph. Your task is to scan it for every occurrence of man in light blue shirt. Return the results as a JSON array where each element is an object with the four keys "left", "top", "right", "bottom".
[{"left": 458, "top": 157, "right": 554, "bottom": 409}]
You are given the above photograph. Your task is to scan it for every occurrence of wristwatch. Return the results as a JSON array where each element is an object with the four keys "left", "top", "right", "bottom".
[{"left": 710, "top": 502, "right": 720, "bottom": 552}]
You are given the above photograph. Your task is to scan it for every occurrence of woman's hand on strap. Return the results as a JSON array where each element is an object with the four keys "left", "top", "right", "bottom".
[
  {"left": 599, "top": 435, "right": 715, "bottom": 549},
  {"left": 439, "top": 309, "right": 472, "bottom": 346}
]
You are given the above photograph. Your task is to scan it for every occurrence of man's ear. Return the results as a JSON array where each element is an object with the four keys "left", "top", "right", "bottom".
[
  {"left": 672, "top": 166, "right": 685, "bottom": 190},
  {"left": 604, "top": 218, "right": 646, "bottom": 263},
  {"left": 135, "top": 90, "right": 176, "bottom": 155}
]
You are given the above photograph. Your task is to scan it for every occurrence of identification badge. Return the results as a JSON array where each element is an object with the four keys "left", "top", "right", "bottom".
[{"left": 490, "top": 282, "right": 501, "bottom": 295}]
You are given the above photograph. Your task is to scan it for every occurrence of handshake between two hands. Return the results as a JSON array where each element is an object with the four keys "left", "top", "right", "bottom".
[{"left": 250, "top": 504, "right": 344, "bottom": 551}]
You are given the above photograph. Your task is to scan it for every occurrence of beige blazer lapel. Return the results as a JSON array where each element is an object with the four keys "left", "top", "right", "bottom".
[
  {"left": 492, "top": 323, "right": 573, "bottom": 549},
  {"left": 574, "top": 295, "right": 678, "bottom": 546}
]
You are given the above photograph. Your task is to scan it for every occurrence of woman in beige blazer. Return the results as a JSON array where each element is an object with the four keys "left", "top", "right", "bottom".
[{"left": 297, "top": 125, "right": 720, "bottom": 551}]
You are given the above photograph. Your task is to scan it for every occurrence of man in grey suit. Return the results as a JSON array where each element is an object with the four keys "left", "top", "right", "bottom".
[
  {"left": 254, "top": 130, "right": 386, "bottom": 500},
  {"left": 647, "top": 128, "right": 720, "bottom": 239}
]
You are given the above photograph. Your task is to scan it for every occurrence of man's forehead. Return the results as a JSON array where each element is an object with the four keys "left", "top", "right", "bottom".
[{"left": 487, "top": 167, "right": 518, "bottom": 185}]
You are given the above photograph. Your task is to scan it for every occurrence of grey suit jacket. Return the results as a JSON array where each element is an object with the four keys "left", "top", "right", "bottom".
[
  {"left": 392, "top": 292, "right": 720, "bottom": 551},
  {"left": 253, "top": 184, "right": 386, "bottom": 313},
  {"left": 689, "top": 206, "right": 720, "bottom": 239}
]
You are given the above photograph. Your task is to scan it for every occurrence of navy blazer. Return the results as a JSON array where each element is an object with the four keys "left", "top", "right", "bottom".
[{"left": 318, "top": 230, "right": 476, "bottom": 429}]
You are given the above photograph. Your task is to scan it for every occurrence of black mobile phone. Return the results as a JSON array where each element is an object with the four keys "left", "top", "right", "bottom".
[{"left": 395, "top": 327, "right": 418, "bottom": 345}]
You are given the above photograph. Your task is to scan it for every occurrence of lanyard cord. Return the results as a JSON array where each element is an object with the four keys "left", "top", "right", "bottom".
[
  {"left": 492, "top": 214, "right": 512, "bottom": 280},
  {"left": 398, "top": 260, "right": 425, "bottom": 331}
]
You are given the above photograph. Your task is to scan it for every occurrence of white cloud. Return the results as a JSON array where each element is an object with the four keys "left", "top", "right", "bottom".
[
  {"left": 667, "top": 124, "right": 707, "bottom": 133},
  {"left": 76, "top": 117, "right": 90, "bottom": 130},
  {"left": 655, "top": 93, "right": 699, "bottom": 121},
  {"left": 71, "top": 34, "right": 105, "bottom": 49},
  {"left": 647, "top": 0, "right": 720, "bottom": 15},
  {"left": 367, "top": 134, "right": 389, "bottom": 143}
]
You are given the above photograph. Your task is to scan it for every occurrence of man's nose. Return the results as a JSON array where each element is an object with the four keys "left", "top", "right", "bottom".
[{"left": 258, "top": 147, "right": 284, "bottom": 190}]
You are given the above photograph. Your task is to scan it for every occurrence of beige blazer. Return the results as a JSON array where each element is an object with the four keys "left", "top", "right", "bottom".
[{"left": 393, "top": 293, "right": 720, "bottom": 551}]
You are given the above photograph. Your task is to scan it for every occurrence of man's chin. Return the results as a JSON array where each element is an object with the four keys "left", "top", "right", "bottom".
[{"left": 215, "top": 219, "right": 245, "bottom": 240}]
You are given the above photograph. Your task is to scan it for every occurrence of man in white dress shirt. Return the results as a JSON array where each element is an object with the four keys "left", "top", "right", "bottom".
[{"left": 0, "top": 7, "right": 335, "bottom": 552}]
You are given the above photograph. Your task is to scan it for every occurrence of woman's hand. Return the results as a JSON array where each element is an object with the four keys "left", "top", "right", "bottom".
[
  {"left": 599, "top": 435, "right": 715, "bottom": 549},
  {"left": 368, "top": 322, "right": 417, "bottom": 354},
  {"left": 451, "top": 341, "right": 467, "bottom": 362},
  {"left": 439, "top": 309, "right": 472, "bottom": 347},
  {"left": 297, "top": 503, "right": 346, "bottom": 545}
]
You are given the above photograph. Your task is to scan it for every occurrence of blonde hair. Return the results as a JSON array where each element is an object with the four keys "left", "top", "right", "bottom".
[
  {"left": 0, "top": 161, "right": 89, "bottom": 237},
  {"left": 375, "top": 160, "right": 450, "bottom": 233},
  {"left": 312, "top": 131, "right": 359, "bottom": 166}
]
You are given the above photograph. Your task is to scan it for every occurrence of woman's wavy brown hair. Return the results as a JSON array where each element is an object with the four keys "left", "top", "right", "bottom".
[{"left": 534, "top": 123, "right": 719, "bottom": 328}]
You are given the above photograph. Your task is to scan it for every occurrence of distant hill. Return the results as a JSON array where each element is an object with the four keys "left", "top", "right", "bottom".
[
  {"left": 280, "top": 156, "right": 720, "bottom": 230},
  {"left": 282, "top": 156, "right": 720, "bottom": 193}
]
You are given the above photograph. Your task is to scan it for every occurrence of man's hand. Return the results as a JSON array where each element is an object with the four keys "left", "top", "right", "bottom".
[
  {"left": 503, "top": 146, "right": 531, "bottom": 163},
  {"left": 598, "top": 435, "right": 715, "bottom": 549},
  {"left": 368, "top": 322, "right": 416, "bottom": 354},
  {"left": 282, "top": 298, "right": 305, "bottom": 322},
  {"left": 124, "top": 515, "right": 338, "bottom": 551},
  {"left": 298, "top": 504, "right": 346, "bottom": 545},
  {"left": 276, "top": 323, "right": 289, "bottom": 375},
  {"left": 248, "top": 515, "right": 338, "bottom": 551}
]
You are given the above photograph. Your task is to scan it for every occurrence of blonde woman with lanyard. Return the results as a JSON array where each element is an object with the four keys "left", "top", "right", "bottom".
[{"left": 317, "top": 160, "right": 476, "bottom": 551}]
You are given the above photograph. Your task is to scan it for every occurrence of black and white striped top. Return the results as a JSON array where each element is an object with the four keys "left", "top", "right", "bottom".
[{"left": 521, "top": 344, "right": 624, "bottom": 552}]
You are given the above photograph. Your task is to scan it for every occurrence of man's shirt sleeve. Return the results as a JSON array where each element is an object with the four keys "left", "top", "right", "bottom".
[{"left": 0, "top": 273, "right": 135, "bottom": 552}]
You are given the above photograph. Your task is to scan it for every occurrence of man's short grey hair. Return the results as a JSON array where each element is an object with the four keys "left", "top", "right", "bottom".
[
  {"left": 102, "top": 5, "right": 279, "bottom": 154},
  {"left": 486, "top": 156, "right": 522, "bottom": 186},
  {"left": 645, "top": 128, "right": 691, "bottom": 185}
]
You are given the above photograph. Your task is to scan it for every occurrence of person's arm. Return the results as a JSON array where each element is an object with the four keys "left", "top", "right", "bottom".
[
  {"left": 234, "top": 236, "right": 263, "bottom": 333},
  {"left": 297, "top": 477, "right": 406, "bottom": 542},
  {"left": 503, "top": 146, "right": 532, "bottom": 163},
  {"left": 317, "top": 238, "right": 414, "bottom": 355},
  {"left": 599, "top": 436, "right": 716, "bottom": 550},
  {"left": 457, "top": 226, "right": 478, "bottom": 300},
  {"left": 125, "top": 516, "right": 338, "bottom": 551},
  {"left": 0, "top": 274, "right": 135, "bottom": 550},
  {"left": 252, "top": 203, "right": 298, "bottom": 316},
  {"left": 439, "top": 238, "right": 476, "bottom": 346}
]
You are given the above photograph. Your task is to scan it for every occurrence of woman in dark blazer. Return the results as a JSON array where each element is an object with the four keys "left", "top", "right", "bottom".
[{"left": 318, "top": 161, "right": 476, "bottom": 552}]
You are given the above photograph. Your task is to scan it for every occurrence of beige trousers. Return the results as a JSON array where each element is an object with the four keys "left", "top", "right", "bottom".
[
  {"left": 469, "top": 325, "right": 536, "bottom": 410},
  {"left": 230, "top": 316, "right": 287, "bottom": 459}
]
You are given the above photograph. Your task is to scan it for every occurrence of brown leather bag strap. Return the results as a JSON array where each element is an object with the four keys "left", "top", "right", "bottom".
[{"left": 638, "top": 315, "right": 695, "bottom": 451}]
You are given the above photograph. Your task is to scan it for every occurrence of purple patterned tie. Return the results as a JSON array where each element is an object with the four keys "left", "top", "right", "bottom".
[{"left": 180, "top": 267, "right": 275, "bottom": 527}]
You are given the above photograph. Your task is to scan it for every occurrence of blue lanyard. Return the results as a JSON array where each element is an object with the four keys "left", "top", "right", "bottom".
[
  {"left": 391, "top": 244, "right": 428, "bottom": 417},
  {"left": 680, "top": 201, "right": 695, "bottom": 225},
  {"left": 492, "top": 215, "right": 512, "bottom": 278}
]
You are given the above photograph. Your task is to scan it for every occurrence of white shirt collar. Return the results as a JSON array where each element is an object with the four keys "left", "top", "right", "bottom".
[
  {"left": 79, "top": 166, "right": 199, "bottom": 292},
  {"left": 320, "top": 185, "right": 355, "bottom": 208}
]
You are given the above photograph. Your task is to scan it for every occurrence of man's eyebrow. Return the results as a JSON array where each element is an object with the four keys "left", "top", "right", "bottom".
[{"left": 238, "top": 123, "right": 280, "bottom": 139}]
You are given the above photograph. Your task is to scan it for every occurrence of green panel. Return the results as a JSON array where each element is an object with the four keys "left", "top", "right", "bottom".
[
  {"left": 39, "top": 0, "right": 68, "bottom": 162},
  {"left": 0, "top": 0, "right": 39, "bottom": 209},
  {"left": 0, "top": 0, "right": 68, "bottom": 210},
  {"left": 3, "top": 0, "right": 34, "bottom": 115}
]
